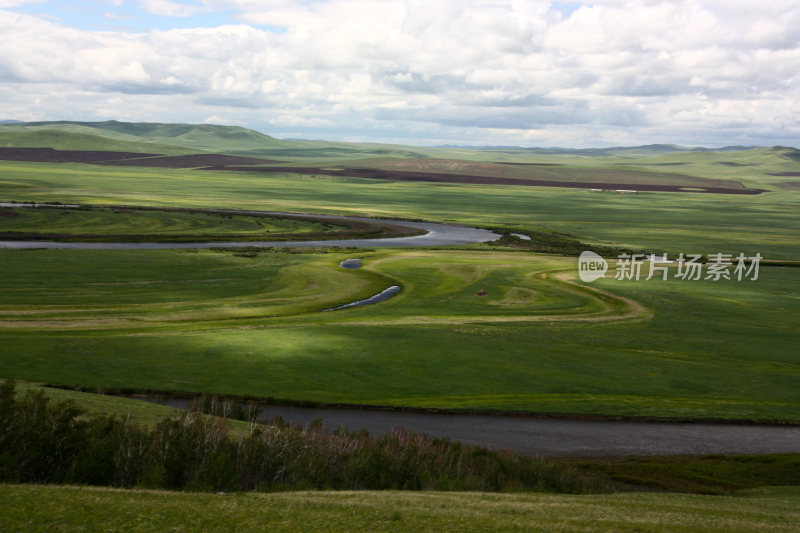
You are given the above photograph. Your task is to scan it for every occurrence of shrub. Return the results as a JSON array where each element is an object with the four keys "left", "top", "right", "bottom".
[{"left": 0, "top": 380, "right": 597, "bottom": 493}]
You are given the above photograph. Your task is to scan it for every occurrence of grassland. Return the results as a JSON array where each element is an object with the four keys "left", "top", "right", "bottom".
[
  {"left": 1, "top": 248, "right": 798, "bottom": 421},
  {"left": 0, "top": 124, "right": 798, "bottom": 422},
  {"left": 1, "top": 150, "right": 798, "bottom": 259},
  {"left": 2, "top": 122, "right": 799, "bottom": 530},
  {"left": 2, "top": 484, "right": 799, "bottom": 532},
  {"left": 0, "top": 129, "right": 192, "bottom": 155},
  {"left": 0, "top": 248, "right": 389, "bottom": 328},
  {"left": 273, "top": 156, "right": 756, "bottom": 190}
]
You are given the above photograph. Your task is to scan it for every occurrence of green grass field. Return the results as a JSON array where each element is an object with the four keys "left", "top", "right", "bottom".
[
  {"left": 2, "top": 484, "right": 799, "bottom": 532},
  {"left": 1, "top": 248, "right": 797, "bottom": 421},
  {"left": 1, "top": 124, "right": 799, "bottom": 527},
  {"left": 0, "top": 124, "right": 798, "bottom": 420}
]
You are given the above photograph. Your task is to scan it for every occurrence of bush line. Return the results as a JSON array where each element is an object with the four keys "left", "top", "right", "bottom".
[{"left": 0, "top": 380, "right": 597, "bottom": 493}]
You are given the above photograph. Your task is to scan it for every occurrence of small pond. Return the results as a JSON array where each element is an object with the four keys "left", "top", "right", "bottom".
[
  {"left": 324, "top": 285, "right": 401, "bottom": 311},
  {"left": 339, "top": 258, "right": 362, "bottom": 269}
]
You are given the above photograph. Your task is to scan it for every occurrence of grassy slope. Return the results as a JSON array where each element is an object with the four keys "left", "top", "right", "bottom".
[
  {"left": 1, "top": 121, "right": 434, "bottom": 159},
  {"left": 0, "top": 129, "right": 193, "bottom": 155},
  {"left": 13, "top": 382, "right": 255, "bottom": 435},
  {"left": 14, "top": 382, "right": 185, "bottom": 426},
  {"left": 0, "top": 248, "right": 389, "bottom": 326},
  {"left": 2, "top": 484, "right": 799, "bottom": 532}
]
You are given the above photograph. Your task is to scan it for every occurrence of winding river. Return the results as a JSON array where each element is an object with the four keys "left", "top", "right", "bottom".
[
  {"left": 135, "top": 397, "right": 800, "bottom": 457},
  {"left": 0, "top": 206, "right": 501, "bottom": 249},
  {"left": 4, "top": 204, "right": 798, "bottom": 457}
]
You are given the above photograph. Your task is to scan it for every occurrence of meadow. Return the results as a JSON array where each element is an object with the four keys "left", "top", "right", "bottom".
[
  {"left": 1, "top": 129, "right": 798, "bottom": 420},
  {"left": 2, "top": 484, "right": 799, "bottom": 532},
  {"left": 1, "top": 123, "right": 799, "bottom": 528},
  {"left": 1, "top": 247, "right": 798, "bottom": 421}
]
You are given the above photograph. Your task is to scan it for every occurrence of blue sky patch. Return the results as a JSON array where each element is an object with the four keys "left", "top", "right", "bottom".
[{"left": 9, "top": 0, "right": 286, "bottom": 33}]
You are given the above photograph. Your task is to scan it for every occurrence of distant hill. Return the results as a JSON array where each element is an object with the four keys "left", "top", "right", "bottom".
[
  {"left": 0, "top": 120, "right": 433, "bottom": 160},
  {"left": 770, "top": 146, "right": 800, "bottom": 163},
  {"left": 0, "top": 120, "right": 781, "bottom": 161},
  {"left": 0, "top": 129, "right": 192, "bottom": 155},
  {"left": 12, "top": 120, "right": 289, "bottom": 153}
]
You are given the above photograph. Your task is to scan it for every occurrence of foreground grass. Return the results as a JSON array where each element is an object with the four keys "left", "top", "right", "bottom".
[{"left": 2, "top": 484, "right": 799, "bottom": 532}]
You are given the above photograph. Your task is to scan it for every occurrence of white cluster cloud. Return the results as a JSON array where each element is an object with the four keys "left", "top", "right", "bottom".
[{"left": 1, "top": 0, "right": 799, "bottom": 146}]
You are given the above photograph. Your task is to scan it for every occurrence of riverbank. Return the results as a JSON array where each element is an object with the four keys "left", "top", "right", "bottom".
[{"left": 104, "top": 392, "right": 800, "bottom": 457}]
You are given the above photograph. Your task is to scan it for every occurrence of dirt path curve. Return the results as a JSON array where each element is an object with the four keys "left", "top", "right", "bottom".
[{"left": 336, "top": 269, "right": 651, "bottom": 326}]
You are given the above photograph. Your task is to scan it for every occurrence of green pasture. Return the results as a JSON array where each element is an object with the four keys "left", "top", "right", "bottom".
[
  {"left": 0, "top": 128, "right": 797, "bottom": 420},
  {"left": 2, "top": 484, "right": 799, "bottom": 532},
  {"left": 1, "top": 248, "right": 798, "bottom": 421},
  {"left": 0, "top": 129, "right": 191, "bottom": 155},
  {"left": 0, "top": 248, "right": 387, "bottom": 326}
]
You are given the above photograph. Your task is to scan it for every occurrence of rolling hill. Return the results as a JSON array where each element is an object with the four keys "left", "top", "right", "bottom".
[{"left": 3, "top": 120, "right": 778, "bottom": 161}]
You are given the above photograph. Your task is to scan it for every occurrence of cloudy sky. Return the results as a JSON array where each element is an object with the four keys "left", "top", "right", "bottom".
[{"left": 1, "top": 0, "right": 798, "bottom": 147}]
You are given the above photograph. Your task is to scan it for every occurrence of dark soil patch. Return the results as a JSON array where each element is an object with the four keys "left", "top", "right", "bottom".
[
  {"left": 0, "top": 147, "right": 276, "bottom": 168},
  {"left": 97, "top": 153, "right": 277, "bottom": 168},
  {"left": 767, "top": 172, "right": 800, "bottom": 177},
  {"left": 495, "top": 162, "right": 563, "bottom": 166},
  {"left": 0, "top": 147, "right": 157, "bottom": 163},
  {"left": 206, "top": 165, "right": 766, "bottom": 195},
  {"left": 0, "top": 209, "right": 19, "bottom": 218},
  {"left": 0, "top": 147, "right": 765, "bottom": 195},
  {"left": 773, "top": 181, "right": 800, "bottom": 191}
]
